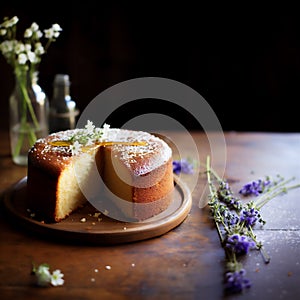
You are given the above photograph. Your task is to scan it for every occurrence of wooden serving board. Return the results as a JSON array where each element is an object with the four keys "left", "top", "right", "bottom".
[{"left": 2, "top": 175, "right": 192, "bottom": 245}]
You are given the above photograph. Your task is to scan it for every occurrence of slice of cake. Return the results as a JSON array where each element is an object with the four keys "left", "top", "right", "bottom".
[{"left": 27, "top": 121, "right": 174, "bottom": 222}]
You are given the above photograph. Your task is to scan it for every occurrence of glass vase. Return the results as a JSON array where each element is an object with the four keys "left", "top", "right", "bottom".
[{"left": 9, "top": 70, "right": 49, "bottom": 166}]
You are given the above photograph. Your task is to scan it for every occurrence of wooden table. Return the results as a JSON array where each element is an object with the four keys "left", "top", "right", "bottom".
[{"left": 1, "top": 129, "right": 300, "bottom": 300}]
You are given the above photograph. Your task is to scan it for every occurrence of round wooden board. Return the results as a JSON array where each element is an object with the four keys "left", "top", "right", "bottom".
[{"left": 2, "top": 175, "right": 192, "bottom": 245}]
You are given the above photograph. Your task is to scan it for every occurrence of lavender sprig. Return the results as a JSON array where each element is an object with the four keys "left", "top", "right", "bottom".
[
  {"left": 172, "top": 158, "right": 194, "bottom": 175},
  {"left": 224, "top": 268, "right": 251, "bottom": 293},
  {"left": 239, "top": 176, "right": 273, "bottom": 196},
  {"left": 205, "top": 155, "right": 300, "bottom": 294}
]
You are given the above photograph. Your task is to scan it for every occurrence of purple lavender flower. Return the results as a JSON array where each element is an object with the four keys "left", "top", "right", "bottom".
[
  {"left": 225, "top": 269, "right": 251, "bottom": 293},
  {"left": 225, "top": 234, "right": 256, "bottom": 255},
  {"left": 217, "top": 181, "right": 242, "bottom": 211},
  {"left": 239, "top": 178, "right": 271, "bottom": 196},
  {"left": 240, "top": 207, "right": 259, "bottom": 228},
  {"left": 172, "top": 159, "right": 194, "bottom": 175}
]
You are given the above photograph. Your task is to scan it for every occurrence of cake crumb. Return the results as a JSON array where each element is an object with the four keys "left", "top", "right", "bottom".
[
  {"left": 103, "top": 209, "right": 109, "bottom": 216},
  {"left": 91, "top": 278, "right": 95, "bottom": 282},
  {"left": 80, "top": 217, "right": 87, "bottom": 223},
  {"left": 94, "top": 269, "right": 98, "bottom": 273},
  {"left": 92, "top": 222, "right": 96, "bottom": 226},
  {"left": 123, "top": 227, "right": 127, "bottom": 230},
  {"left": 105, "top": 265, "right": 111, "bottom": 270},
  {"left": 131, "top": 263, "right": 135, "bottom": 267}
]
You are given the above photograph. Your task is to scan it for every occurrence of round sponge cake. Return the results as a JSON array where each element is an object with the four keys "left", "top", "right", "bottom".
[{"left": 27, "top": 122, "right": 174, "bottom": 222}]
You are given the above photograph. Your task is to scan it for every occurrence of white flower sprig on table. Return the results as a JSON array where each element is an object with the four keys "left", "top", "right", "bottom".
[
  {"left": 205, "top": 155, "right": 300, "bottom": 294},
  {"left": 32, "top": 263, "right": 64, "bottom": 287}
]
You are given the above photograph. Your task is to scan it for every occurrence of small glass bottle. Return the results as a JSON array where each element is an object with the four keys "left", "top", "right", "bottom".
[{"left": 49, "top": 74, "right": 79, "bottom": 133}]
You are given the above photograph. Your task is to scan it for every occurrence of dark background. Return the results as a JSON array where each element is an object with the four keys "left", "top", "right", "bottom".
[{"left": 1, "top": 3, "right": 300, "bottom": 132}]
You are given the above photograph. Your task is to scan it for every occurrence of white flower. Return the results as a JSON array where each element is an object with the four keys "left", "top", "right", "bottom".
[
  {"left": 34, "top": 42, "right": 45, "bottom": 55},
  {"left": 24, "top": 23, "right": 39, "bottom": 38},
  {"left": 33, "top": 263, "right": 65, "bottom": 287},
  {"left": 85, "top": 120, "right": 95, "bottom": 134},
  {"left": 102, "top": 123, "right": 110, "bottom": 139},
  {"left": 0, "top": 28, "right": 6, "bottom": 36},
  {"left": 69, "top": 121, "right": 111, "bottom": 148},
  {"left": 24, "top": 28, "right": 33, "bottom": 38},
  {"left": 70, "top": 140, "right": 82, "bottom": 155},
  {"left": 103, "top": 123, "right": 110, "bottom": 130},
  {"left": 11, "top": 16, "right": 19, "bottom": 26},
  {"left": 17, "top": 53, "right": 27, "bottom": 64},
  {"left": 52, "top": 23, "right": 62, "bottom": 32},
  {"left": 54, "top": 31, "right": 60, "bottom": 38},
  {"left": 50, "top": 269, "right": 64, "bottom": 286},
  {"left": 0, "top": 16, "right": 19, "bottom": 28},
  {"left": 36, "top": 30, "right": 43, "bottom": 38},
  {"left": 27, "top": 51, "right": 37, "bottom": 63},
  {"left": 44, "top": 24, "right": 62, "bottom": 40},
  {"left": 44, "top": 28, "right": 54, "bottom": 39},
  {"left": 30, "top": 22, "right": 39, "bottom": 31},
  {"left": 15, "top": 42, "right": 25, "bottom": 54},
  {"left": 0, "top": 40, "right": 15, "bottom": 54},
  {"left": 24, "top": 43, "right": 31, "bottom": 51},
  {"left": 35, "top": 264, "right": 51, "bottom": 287}
]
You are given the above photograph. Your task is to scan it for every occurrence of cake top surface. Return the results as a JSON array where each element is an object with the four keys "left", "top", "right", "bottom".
[{"left": 28, "top": 121, "right": 172, "bottom": 176}]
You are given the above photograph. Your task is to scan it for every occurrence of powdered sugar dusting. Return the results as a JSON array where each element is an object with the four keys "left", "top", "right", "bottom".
[
  {"left": 29, "top": 129, "right": 79, "bottom": 167},
  {"left": 29, "top": 126, "right": 172, "bottom": 174},
  {"left": 108, "top": 129, "right": 172, "bottom": 175}
]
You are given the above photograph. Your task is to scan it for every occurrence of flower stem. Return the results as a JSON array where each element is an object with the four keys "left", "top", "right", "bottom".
[
  {"left": 12, "top": 128, "right": 25, "bottom": 159},
  {"left": 17, "top": 72, "right": 40, "bottom": 129},
  {"left": 12, "top": 70, "right": 40, "bottom": 160},
  {"left": 255, "top": 182, "right": 300, "bottom": 209},
  {"left": 259, "top": 246, "right": 271, "bottom": 264}
]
